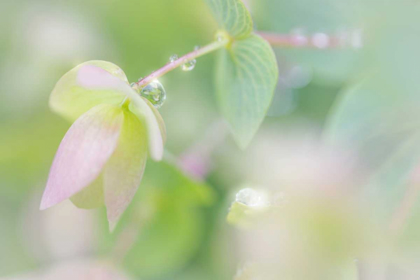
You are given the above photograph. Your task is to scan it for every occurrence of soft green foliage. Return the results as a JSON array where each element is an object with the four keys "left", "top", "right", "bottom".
[
  {"left": 205, "top": 0, "right": 253, "bottom": 39},
  {"left": 325, "top": 73, "right": 420, "bottom": 220},
  {"left": 205, "top": 0, "right": 278, "bottom": 148},
  {"left": 215, "top": 34, "right": 278, "bottom": 148},
  {"left": 111, "top": 161, "right": 215, "bottom": 278},
  {"left": 5, "top": 0, "right": 420, "bottom": 278},
  {"left": 325, "top": 5, "right": 420, "bottom": 220}
]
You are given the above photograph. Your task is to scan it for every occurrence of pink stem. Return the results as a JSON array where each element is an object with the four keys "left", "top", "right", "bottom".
[
  {"left": 134, "top": 38, "right": 228, "bottom": 90},
  {"left": 256, "top": 31, "right": 362, "bottom": 49},
  {"left": 133, "top": 30, "right": 362, "bottom": 90}
]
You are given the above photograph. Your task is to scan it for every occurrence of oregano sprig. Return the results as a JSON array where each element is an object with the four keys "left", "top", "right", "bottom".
[{"left": 132, "top": 36, "right": 230, "bottom": 91}]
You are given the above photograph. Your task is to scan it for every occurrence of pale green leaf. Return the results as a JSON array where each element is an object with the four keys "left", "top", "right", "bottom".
[
  {"left": 49, "top": 61, "right": 129, "bottom": 122},
  {"left": 325, "top": 72, "right": 420, "bottom": 220},
  {"left": 70, "top": 175, "right": 104, "bottom": 209},
  {"left": 205, "top": 0, "right": 253, "bottom": 39},
  {"left": 104, "top": 109, "right": 148, "bottom": 231},
  {"left": 142, "top": 96, "right": 167, "bottom": 144},
  {"left": 128, "top": 98, "right": 164, "bottom": 161},
  {"left": 215, "top": 34, "right": 278, "bottom": 148}
]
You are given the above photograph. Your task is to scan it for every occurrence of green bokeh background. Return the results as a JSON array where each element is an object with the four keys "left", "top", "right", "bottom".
[{"left": 2, "top": 0, "right": 420, "bottom": 279}]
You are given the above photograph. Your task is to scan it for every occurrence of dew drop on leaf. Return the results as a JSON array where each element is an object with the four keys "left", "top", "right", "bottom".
[
  {"left": 181, "top": 59, "right": 196, "bottom": 71},
  {"left": 169, "top": 54, "right": 178, "bottom": 63},
  {"left": 235, "top": 188, "right": 269, "bottom": 207},
  {"left": 140, "top": 80, "right": 166, "bottom": 109}
]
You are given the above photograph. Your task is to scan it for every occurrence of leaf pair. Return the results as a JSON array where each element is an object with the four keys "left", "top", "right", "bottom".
[
  {"left": 40, "top": 61, "right": 166, "bottom": 231},
  {"left": 206, "top": 0, "right": 278, "bottom": 148}
]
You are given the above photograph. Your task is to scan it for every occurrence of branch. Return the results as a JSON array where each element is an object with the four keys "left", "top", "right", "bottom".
[
  {"left": 256, "top": 31, "right": 363, "bottom": 49},
  {"left": 133, "top": 37, "right": 229, "bottom": 90},
  {"left": 132, "top": 30, "right": 363, "bottom": 90}
]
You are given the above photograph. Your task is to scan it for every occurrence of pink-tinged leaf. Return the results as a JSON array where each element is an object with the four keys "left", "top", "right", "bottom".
[
  {"left": 50, "top": 60, "right": 165, "bottom": 161},
  {"left": 50, "top": 61, "right": 131, "bottom": 122},
  {"left": 40, "top": 104, "right": 124, "bottom": 210},
  {"left": 77, "top": 65, "right": 131, "bottom": 92},
  {"left": 104, "top": 110, "right": 148, "bottom": 231},
  {"left": 129, "top": 97, "right": 164, "bottom": 161}
]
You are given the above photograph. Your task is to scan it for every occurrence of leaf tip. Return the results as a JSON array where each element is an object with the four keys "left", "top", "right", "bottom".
[{"left": 39, "top": 191, "right": 60, "bottom": 211}]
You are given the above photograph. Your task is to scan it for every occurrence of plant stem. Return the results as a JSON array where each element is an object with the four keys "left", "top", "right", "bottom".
[
  {"left": 256, "top": 31, "right": 362, "bottom": 49},
  {"left": 133, "top": 30, "right": 362, "bottom": 90},
  {"left": 134, "top": 38, "right": 229, "bottom": 90}
]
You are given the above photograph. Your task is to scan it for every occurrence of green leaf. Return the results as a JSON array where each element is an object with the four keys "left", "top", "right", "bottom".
[
  {"left": 103, "top": 109, "right": 148, "bottom": 231},
  {"left": 215, "top": 34, "right": 278, "bottom": 148},
  {"left": 49, "top": 61, "right": 128, "bottom": 122},
  {"left": 205, "top": 0, "right": 253, "bottom": 39},
  {"left": 324, "top": 7, "right": 420, "bottom": 220},
  {"left": 325, "top": 73, "right": 420, "bottom": 220}
]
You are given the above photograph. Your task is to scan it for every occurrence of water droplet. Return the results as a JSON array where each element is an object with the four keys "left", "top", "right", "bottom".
[
  {"left": 285, "top": 65, "right": 313, "bottom": 89},
  {"left": 215, "top": 31, "right": 229, "bottom": 44},
  {"left": 290, "top": 28, "right": 308, "bottom": 46},
  {"left": 137, "top": 77, "right": 143, "bottom": 82},
  {"left": 169, "top": 54, "right": 178, "bottom": 63},
  {"left": 130, "top": 82, "right": 139, "bottom": 92},
  {"left": 335, "top": 27, "right": 348, "bottom": 47},
  {"left": 350, "top": 29, "right": 363, "bottom": 49},
  {"left": 112, "top": 68, "right": 123, "bottom": 76},
  {"left": 235, "top": 188, "right": 269, "bottom": 207},
  {"left": 140, "top": 80, "right": 166, "bottom": 108},
  {"left": 181, "top": 59, "right": 196, "bottom": 71},
  {"left": 312, "top": 33, "right": 330, "bottom": 49},
  {"left": 194, "top": 45, "right": 200, "bottom": 51}
]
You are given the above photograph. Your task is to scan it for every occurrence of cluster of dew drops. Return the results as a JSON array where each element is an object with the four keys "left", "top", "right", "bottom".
[{"left": 130, "top": 46, "right": 200, "bottom": 109}]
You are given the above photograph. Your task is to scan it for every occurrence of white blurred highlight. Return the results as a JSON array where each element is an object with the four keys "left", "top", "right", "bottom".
[
  {"left": 21, "top": 194, "right": 98, "bottom": 262},
  {"left": 1, "top": 260, "right": 131, "bottom": 280}
]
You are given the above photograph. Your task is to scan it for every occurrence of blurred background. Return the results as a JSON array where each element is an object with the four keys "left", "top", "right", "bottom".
[{"left": 2, "top": 0, "right": 420, "bottom": 279}]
